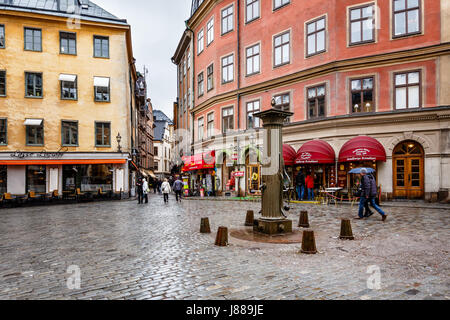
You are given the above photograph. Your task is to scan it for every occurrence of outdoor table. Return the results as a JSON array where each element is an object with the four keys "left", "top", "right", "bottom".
[{"left": 324, "top": 188, "right": 343, "bottom": 205}]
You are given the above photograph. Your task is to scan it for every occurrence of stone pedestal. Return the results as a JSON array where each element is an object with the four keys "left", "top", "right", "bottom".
[{"left": 254, "top": 219, "right": 293, "bottom": 236}]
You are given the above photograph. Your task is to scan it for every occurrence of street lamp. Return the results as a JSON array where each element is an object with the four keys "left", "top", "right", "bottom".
[{"left": 116, "top": 133, "right": 122, "bottom": 153}]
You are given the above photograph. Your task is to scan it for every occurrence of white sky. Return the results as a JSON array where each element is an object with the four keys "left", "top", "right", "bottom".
[{"left": 93, "top": 0, "right": 192, "bottom": 120}]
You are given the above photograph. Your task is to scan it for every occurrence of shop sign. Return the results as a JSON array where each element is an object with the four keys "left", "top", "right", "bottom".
[
  {"left": 234, "top": 171, "right": 245, "bottom": 177},
  {"left": 11, "top": 148, "right": 67, "bottom": 159}
]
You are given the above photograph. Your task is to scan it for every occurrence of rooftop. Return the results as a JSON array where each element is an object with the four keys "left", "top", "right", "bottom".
[
  {"left": 0, "top": 0, "right": 127, "bottom": 25},
  {"left": 153, "top": 110, "right": 173, "bottom": 125}
]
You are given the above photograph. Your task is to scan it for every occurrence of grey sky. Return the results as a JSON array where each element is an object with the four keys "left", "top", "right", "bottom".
[{"left": 93, "top": 0, "right": 191, "bottom": 119}]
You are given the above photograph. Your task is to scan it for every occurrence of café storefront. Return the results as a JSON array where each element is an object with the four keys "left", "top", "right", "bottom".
[{"left": 181, "top": 151, "right": 216, "bottom": 196}]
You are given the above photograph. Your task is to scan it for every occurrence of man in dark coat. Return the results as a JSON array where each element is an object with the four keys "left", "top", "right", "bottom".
[
  {"left": 136, "top": 177, "right": 143, "bottom": 204},
  {"left": 295, "top": 170, "right": 306, "bottom": 201},
  {"left": 357, "top": 169, "right": 387, "bottom": 221}
]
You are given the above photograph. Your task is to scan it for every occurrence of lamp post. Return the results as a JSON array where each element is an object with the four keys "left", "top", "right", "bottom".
[{"left": 116, "top": 133, "right": 122, "bottom": 153}]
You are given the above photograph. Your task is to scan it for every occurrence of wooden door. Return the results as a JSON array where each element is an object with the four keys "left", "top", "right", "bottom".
[{"left": 393, "top": 141, "right": 424, "bottom": 199}]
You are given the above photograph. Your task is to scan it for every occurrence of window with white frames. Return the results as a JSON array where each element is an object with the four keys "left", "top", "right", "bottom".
[
  {"left": 247, "top": 100, "right": 261, "bottom": 129},
  {"left": 350, "top": 4, "right": 375, "bottom": 45},
  {"left": 207, "top": 18, "right": 214, "bottom": 45},
  {"left": 207, "top": 113, "right": 215, "bottom": 137},
  {"left": 222, "top": 54, "right": 234, "bottom": 84},
  {"left": 307, "top": 85, "right": 326, "bottom": 118},
  {"left": 306, "top": 17, "right": 326, "bottom": 56},
  {"left": 246, "top": 0, "right": 260, "bottom": 23},
  {"left": 394, "top": 71, "right": 421, "bottom": 109},
  {"left": 222, "top": 107, "right": 234, "bottom": 134},
  {"left": 198, "top": 117, "right": 204, "bottom": 141},
  {"left": 221, "top": 5, "right": 234, "bottom": 35},
  {"left": 246, "top": 44, "right": 260, "bottom": 76},
  {"left": 273, "top": 0, "right": 290, "bottom": 10},
  {"left": 274, "top": 31, "right": 290, "bottom": 67},
  {"left": 197, "top": 29, "right": 204, "bottom": 54},
  {"left": 274, "top": 93, "right": 291, "bottom": 122},
  {"left": 198, "top": 72, "right": 204, "bottom": 97},
  {"left": 393, "top": 0, "right": 421, "bottom": 38}
]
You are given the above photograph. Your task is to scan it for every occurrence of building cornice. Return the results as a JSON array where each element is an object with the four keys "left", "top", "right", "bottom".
[
  {"left": 188, "top": 0, "right": 217, "bottom": 30},
  {"left": 192, "top": 42, "right": 450, "bottom": 115},
  {"left": 172, "top": 30, "right": 192, "bottom": 64}
]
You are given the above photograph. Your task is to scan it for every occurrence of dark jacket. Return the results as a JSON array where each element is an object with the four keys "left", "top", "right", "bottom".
[
  {"left": 295, "top": 172, "right": 305, "bottom": 186},
  {"left": 173, "top": 180, "right": 183, "bottom": 192},
  {"left": 136, "top": 180, "right": 143, "bottom": 193},
  {"left": 361, "top": 174, "right": 377, "bottom": 197}
]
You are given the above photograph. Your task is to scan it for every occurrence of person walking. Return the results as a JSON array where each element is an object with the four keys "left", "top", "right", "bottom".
[
  {"left": 305, "top": 172, "right": 315, "bottom": 200},
  {"left": 157, "top": 180, "right": 162, "bottom": 194},
  {"left": 295, "top": 170, "right": 306, "bottom": 201},
  {"left": 152, "top": 180, "right": 158, "bottom": 194},
  {"left": 173, "top": 177, "right": 184, "bottom": 203},
  {"left": 356, "top": 168, "right": 388, "bottom": 221},
  {"left": 142, "top": 178, "right": 149, "bottom": 204},
  {"left": 161, "top": 178, "right": 171, "bottom": 204},
  {"left": 136, "top": 177, "right": 143, "bottom": 204}
]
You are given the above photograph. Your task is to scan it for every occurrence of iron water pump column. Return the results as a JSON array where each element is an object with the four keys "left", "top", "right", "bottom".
[{"left": 253, "top": 105, "right": 293, "bottom": 235}]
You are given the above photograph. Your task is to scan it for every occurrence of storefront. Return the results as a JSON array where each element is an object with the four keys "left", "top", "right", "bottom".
[
  {"left": 62, "top": 164, "right": 113, "bottom": 192},
  {"left": 295, "top": 140, "right": 336, "bottom": 189},
  {"left": 283, "top": 144, "right": 297, "bottom": 185},
  {"left": 338, "top": 136, "right": 387, "bottom": 190},
  {"left": 26, "top": 165, "right": 47, "bottom": 193},
  {"left": 243, "top": 145, "right": 262, "bottom": 196},
  {"left": 0, "top": 165, "right": 7, "bottom": 194},
  {"left": 181, "top": 151, "right": 216, "bottom": 196}
]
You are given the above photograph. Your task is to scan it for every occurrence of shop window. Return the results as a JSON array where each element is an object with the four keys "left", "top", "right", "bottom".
[
  {"left": 62, "top": 121, "right": 78, "bottom": 146},
  {"left": 273, "top": 93, "right": 291, "bottom": 122},
  {"left": 26, "top": 120, "right": 44, "bottom": 146},
  {"left": 306, "top": 17, "right": 326, "bottom": 57},
  {"left": 26, "top": 166, "right": 46, "bottom": 193},
  {"left": 349, "top": 4, "right": 375, "bottom": 45},
  {"left": 394, "top": 71, "right": 421, "bottom": 109},
  {"left": 95, "top": 122, "right": 111, "bottom": 147},
  {"left": 307, "top": 85, "right": 326, "bottom": 119},
  {"left": 25, "top": 72, "right": 43, "bottom": 98},
  {"left": 222, "top": 107, "right": 234, "bottom": 134},
  {"left": 247, "top": 100, "right": 261, "bottom": 129},
  {"left": 60, "top": 74, "right": 77, "bottom": 100},
  {"left": 63, "top": 164, "right": 113, "bottom": 192},
  {"left": 0, "top": 24, "right": 5, "bottom": 48},
  {"left": 24, "top": 28, "right": 42, "bottom": 52},
  {"left": 0, "top": 119, "right": 6, "bottom": 145},
  {"left": 393, "top": 0, "right": 421, "bottom": 38},
  {"left": 246, "top": 43, "right": 260, "bottom": 76},
  {"left": 0, "top": 165, "right": 6, "bottom": 194},
  {"left": 94, "top": 36, "right": 109, "bottom": 58},
  {"left": 351, "top": 77, "right": 374, "bottom": 113},
  {"left": 246, "top": 0, "right": 260, "bottom": 23},
  {"left": 221, "top": 54, "right": 234, "bottom": 84},
  {"left": 60, "top": 32, "right": 76, "bottom": 55},
  {"left": 0, "top": 70, "right": 5, "bottom": 96},
  {"left": 221, "top": 5, "right": 234, "bottom": 35},
  {"left": 274, "top": 31, "right": 290, "bottom": 67}
]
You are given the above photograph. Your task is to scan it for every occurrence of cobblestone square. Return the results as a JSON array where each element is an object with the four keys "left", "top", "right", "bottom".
[{"left": 0, "top": 195, "right": 449, "bottom": 300}]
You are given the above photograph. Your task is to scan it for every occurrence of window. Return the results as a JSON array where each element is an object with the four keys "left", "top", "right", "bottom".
[
  {"left": 94, "top": 36, "right": 109, "bottom": 58},
  {"left": 26, "top": 120, "right": 44, "bottom": 146},
  {"left": 207, "top": 18, "right": 214, "bottom": 45},
  {"left": 0, "top": 119, "right": 6, "bottom": 145},
  {"left": 394, "top": 71, "right": 421, "bottom": 109},
  {"left": 24, "top": 28, "right": 41, "bottom": 52},
  {"left": 246, "top": 44, "right": 260, "bottom": 76},
  {"left": 62, "top": 121, "right": 78, "bottom": 146},
  {"left": 94, "top": 77, "right": 110, "bottom": 102},
  {"left": 25, "top": 72, "right": 43, "bottom": 98},
  {"left": 198, "top": 117, "right": 204, "bottom": 141},
  {"left": 60, "top": 32, "right": 76, "bottom": 55},
  {"left": 154, "top": 146, "right": 159, "bottom": 156},
  {"left": 307, "top": 85, "right": 326, "bottom": 118},
  {"left": 183, "top": 59, "right": 186, "bottom": 76},
  {"left": 247, "top": 100, "right": 261, "bottom": 129},
  {"left": 207, "top": 64, "right": 214, "bottom": 91},
  {"left": 221, "top": 54, "right": 234, "bottom": 84},
  {"left": 393, "top": 0, "right": 421, "bottom": 38},
  {"left": 0, "top": 71, "right": 5, "bottom": 96},
  {"left": 221, "top": 5, "right": 234, "bottom": 35},
  {"left": 198, "top": 72, "right": 204, "bottom": 97},
  {"left": 246, "top": 0, "right": 260, "bottom": 23},
  {"left": 188, "top": 52, "right": 191, "bottom": 69},
  {"left": 350, "top": 4, "right": 375, "bottom": 45},
  {"left": 274, "top": 31, "right": 290, "bottom": 67},
  {"left": 306, "top": 17, "right": 326, "bottom": 56},
  {"left": 351, "top": 77, "right": 374, "bottom": 113},
  {"left": 95, "top": 122, "right": 111, "bottom": 147},
  {"left": 0, "top": 24, "right": 5, "bottom": 48},
  {"left": 207, "top": 113, "right": 214, "bottom": 137},
  {"left": 198, "top": 29, "right": 204, "bottom": 54},
  {"left": 274, "top": 93, "right": 291, "bottom": 122},
  {"left": 274, "top": 0, "right": 290, "bottom": 10},
  {"left": 60, "top": 74, "right": 77, "bottom": 100},
  {"left": 222, "top": 107, "right": 234, "bottom": 134}
]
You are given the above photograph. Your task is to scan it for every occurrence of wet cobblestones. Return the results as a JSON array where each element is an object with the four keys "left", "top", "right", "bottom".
[{"left": 0, "top": 194, "right": 449, "bottom": 300}]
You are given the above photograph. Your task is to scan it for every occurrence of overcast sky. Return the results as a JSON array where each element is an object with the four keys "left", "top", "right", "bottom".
[{"left": 93, "top": 0, "right": 192, "bottom": 119}]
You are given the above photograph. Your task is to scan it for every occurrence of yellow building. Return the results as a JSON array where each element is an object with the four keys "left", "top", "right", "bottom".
[{"left": 0, "top": 1, "right": 138, "bottom": 196}]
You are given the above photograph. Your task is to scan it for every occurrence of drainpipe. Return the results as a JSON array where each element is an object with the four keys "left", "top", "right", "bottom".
[
  {"left": 237, "top": 0, "right": 241, "bottom": 131},
  {"left": 186, "top": 25, "right": 195, "bottom": 156}
]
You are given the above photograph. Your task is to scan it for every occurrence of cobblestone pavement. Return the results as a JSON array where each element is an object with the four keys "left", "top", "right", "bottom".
[{"left": 0, "top": 194, "right": 449, "bottom": 300}]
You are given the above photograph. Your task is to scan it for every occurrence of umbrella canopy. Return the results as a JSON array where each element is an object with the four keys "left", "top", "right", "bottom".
[{"left": 349, "top": 167, "right": 376, "bottom": 174}]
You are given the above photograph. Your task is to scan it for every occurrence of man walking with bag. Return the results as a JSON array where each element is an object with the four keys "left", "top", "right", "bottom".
[
  {"left": 356, "top": 168, "right": 387, "bottom": 222},
  {"left": 173, "top": 176, "right": 184, "bottom": 203}
]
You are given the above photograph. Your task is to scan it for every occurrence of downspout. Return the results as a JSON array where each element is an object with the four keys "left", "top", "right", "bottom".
[
  {"left": 237, "top": 0, "right": 241, "bottom": 131},
  {"left": 186, "top": 24, "right": 195, "bottom": 156}
]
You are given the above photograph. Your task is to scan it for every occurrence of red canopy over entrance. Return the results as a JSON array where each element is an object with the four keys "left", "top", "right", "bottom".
[
  {"left": 182, "top": 151, "right": 216, "bottom": 172},
  {"left": 283, "top": 144, "right": 297, "bottom": 166},
  {"left": 295, "top": 140, "right": 336, "bottom": 164},
  {"left": 339, "top": 136, "right": 386, "bottom": 162}
]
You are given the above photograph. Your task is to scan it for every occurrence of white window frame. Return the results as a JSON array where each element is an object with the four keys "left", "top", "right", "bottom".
[
  {"left": 207, "top": 17, "right": 214, "bottom": 45},
  {"left": 221, "top": 4, "right": 234, "bottom": 35},
  {"left": 197, "top": 29, "right": 204, "bottom": 54}
]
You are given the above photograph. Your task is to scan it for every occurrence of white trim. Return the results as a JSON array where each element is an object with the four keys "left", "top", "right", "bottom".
[{"left": 94, "top": 77, "right": 109, "bottom": 87}]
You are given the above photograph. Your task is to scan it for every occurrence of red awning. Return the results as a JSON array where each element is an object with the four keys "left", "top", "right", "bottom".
[
  {"left": 295, "top": 140, "right": 336, "bottom": 164},
  {"left": 182, "top": 151, "right": 215, "bottom": 172},
  {"left": 283, "top": 144, "right": 297, "bottom": 166},
  {"left": 0, "top": 159, "right": 127, "bottom": 166},
  {"left": 339, "top": 136, "right": 387, "bottom": 162}
]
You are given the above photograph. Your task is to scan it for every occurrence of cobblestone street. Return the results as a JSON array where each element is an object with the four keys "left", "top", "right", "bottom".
[{"left": 0, "top": 194, "right": 449, "bottom": 300}]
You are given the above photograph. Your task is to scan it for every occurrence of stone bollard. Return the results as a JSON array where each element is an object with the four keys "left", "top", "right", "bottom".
[
  {"left": 245, "top": 210, "right": 254, "bottom": 227},
  {"left": 298, "top": 211, "right": 310, "bottom": 228},
  {"left": 215, "top": 227, "right": 228, "bottom": 247},
  {"left": 300, "top": 230, "right": 317, "bottom": 254},
  {"left": 200, "top": 218, "right": 211, "bottom": 234},
  {"left": 339, "top": 219, "right": 355, "bottom": 240}
]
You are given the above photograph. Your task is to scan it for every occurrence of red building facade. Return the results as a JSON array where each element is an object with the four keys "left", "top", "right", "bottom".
[{"left": 173, "top": 0, "right": 450, "bottom": 201}]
